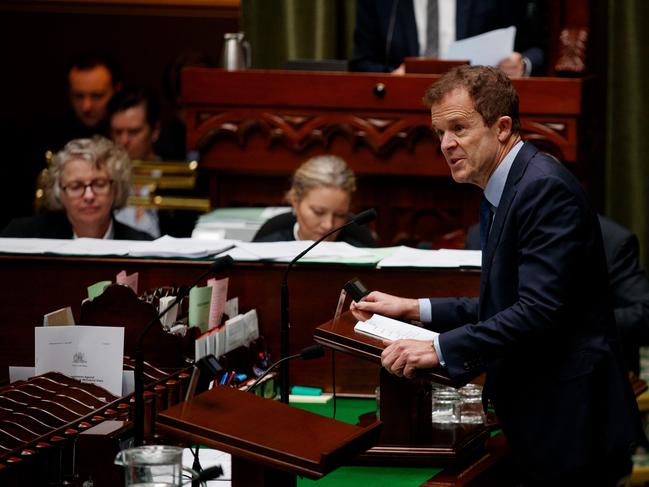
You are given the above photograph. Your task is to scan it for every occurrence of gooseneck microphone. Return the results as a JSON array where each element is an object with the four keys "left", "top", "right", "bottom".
[
  {"left": 279, "top": 209, "right": 377, "bottom": 403},
  {"left": 134, "top": 255, "right": 234, "bottom": 446},
  {"left": 247, "top": 344, "right": 324, "bottom": 395}
]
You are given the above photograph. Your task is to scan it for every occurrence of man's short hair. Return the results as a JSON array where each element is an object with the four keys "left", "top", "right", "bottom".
[
  {"left": 423, "top": 65, "right": 521, "bottom": 133},
  {"left": 67, "top": 51, "right": 122, "bottom": 87},
  {"left": 107, "top": 84, "right": 161, "bottom": 128}
]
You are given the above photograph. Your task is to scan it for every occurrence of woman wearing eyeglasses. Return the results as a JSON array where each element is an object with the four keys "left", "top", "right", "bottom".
[{"left": 0, "top": 136, "right": 153, "bottom": 240}]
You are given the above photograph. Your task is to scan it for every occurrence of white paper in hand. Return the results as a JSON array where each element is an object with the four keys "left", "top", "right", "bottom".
[{"left": 354, "top": 314, "right": 438, "bottom": 342}]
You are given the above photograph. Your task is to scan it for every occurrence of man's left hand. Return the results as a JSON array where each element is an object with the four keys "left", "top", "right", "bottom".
[
  {"left": 381, "top": 339, "right": 440, "bottom": 378},
  {"left": 497, "top": 52, "right": 525, "bottom": 77}
]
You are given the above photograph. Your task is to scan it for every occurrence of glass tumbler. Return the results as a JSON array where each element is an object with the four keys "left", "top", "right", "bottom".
[
  {"left": 431, "top": 386, "right": 460, "bottom": 424},
  {"left": 459, "top": 383, "right": 485, "bottom": 424}
]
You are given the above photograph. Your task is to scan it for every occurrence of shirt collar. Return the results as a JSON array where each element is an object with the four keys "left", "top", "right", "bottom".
[{"left": 484, "top": 140, "right": 524, "bottom": 208}]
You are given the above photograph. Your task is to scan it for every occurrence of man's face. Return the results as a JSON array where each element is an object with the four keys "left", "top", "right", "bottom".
[
  {"left": 430, "top": 88, "right": 506, "bottom": 189},
  {"left": 110, "top": 104, "right": 158, "bottom": 161},
  {"left": 69, "top": 65, "right": 114, "bottom": 128}
]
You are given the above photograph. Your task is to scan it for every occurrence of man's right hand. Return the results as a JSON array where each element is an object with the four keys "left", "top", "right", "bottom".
[{"left": 350, "top": 291, "right": 420, "bottom": 322}]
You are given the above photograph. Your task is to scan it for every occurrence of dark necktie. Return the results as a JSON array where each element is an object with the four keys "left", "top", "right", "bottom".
[
  {"left": 425, "top": 0, "right": 439, "bottom": 58},
  {"left": 479, "top": 196, "right": 493, "bottom": 251}
]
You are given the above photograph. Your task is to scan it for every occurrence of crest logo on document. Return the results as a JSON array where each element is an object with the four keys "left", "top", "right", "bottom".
[{"left": 72, "top": 351, "right": 88, "bottom": 365}]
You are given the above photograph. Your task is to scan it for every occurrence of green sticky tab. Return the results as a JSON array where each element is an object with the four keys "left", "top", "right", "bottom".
[
  {"left": 189, "top": 285, "right": 212, "bottom": 332},
  {"left": 87, "top": 280, "right": 112, "bottom": 300},
  {"left": 291, "top": 386, "right": 322, "bottom": 396}
]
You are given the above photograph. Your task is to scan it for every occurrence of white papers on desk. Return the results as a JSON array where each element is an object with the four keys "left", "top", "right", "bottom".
[
  {"left": 355, "top": 314, "right": 438, "bottom": 342},
  {"left": 377, "top": 246, "right": 481, "bottom": 268},
  {"left": 128, "top": 235, "right": 235, "bottom": 258},
  {"left": 444, "top": 26, "right": 516, "bottom": 67},
  {"left": 0, "top": 238, "right": 67, "bottom": 254},
  {"left": 35, "top": 325, "right": 124, "bottom": 397},
  {"left": 234, "top": 241, "right": 373, "bottom": 262},
  {"left": 49, "top": 238, "right": 136, "bottom": 256}
]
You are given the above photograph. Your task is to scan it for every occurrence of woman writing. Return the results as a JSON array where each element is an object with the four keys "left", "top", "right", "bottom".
[{"left": 253, "top": 155, "right": 376, "bottom": 246}]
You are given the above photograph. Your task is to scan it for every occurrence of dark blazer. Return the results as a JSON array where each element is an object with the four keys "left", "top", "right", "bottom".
[
  {"left": 467, "top": 215, "right": 649, "bottom": 375},
  {"left": 0, "top": 212, "right": 154, "bottom": 240},
  {"left": 430, "top": 143, "right": 641, "bottom": 483},
  {"left": 349, "top": 0, "right": 545, "bottom": 74},
  {"left": 252, "top": 212, "right": 376, "bottom": 247}
]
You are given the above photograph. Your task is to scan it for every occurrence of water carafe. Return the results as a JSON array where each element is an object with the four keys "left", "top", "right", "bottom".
[
  {"left": 114, "top": 445, "right": 197, "bottom": 486},
  {"left": 221, "top": 32, "right": 251, "bottom": 70}
]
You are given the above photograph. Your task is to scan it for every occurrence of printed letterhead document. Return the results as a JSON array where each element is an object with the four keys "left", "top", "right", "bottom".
[{"left": 35, "top": 325, "right": 124, "bottom": 396}]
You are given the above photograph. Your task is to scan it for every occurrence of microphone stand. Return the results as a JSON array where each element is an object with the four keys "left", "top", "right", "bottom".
[
  {"left": 133, "top": 256, "right": 233, "bottom": 446},
  {"left": 279, "top": 209, "right": 376, "bottom": 403}
]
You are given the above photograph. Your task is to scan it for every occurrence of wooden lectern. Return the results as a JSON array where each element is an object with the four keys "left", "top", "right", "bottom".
[
  {"left": 315, "top": 311, "right": 488, "bottom": 465},
  {"left": 156, "top": 385, "right": 382, "bottom": 486}
]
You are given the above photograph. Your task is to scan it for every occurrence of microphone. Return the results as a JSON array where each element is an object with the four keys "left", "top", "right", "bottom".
[
  {"left": 247, "top": 344, "right": 324, "bottom": 395},
  {"left": 279, "top": 209, "right": 377, "bottom": 403},
  {"left": 133, "top": 255, "right": 234, "bottom": 446}
]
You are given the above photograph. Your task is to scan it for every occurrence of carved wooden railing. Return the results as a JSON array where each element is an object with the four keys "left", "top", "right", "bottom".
[{"left": 182, "top": 68, "right": 591, "bottom": 245}]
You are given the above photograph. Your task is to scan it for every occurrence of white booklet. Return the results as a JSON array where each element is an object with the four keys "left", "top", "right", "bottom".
[
  {"left": 354, "top": 314, "right": 438, "bottom": 342},
  {"left": 35, "top": 325, "right": 124, "bottom": 396}
]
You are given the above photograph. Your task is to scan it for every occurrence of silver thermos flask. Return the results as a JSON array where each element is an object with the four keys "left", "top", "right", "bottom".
[{"left": 221, "top": 32, "right": 251, "bottom": 70}]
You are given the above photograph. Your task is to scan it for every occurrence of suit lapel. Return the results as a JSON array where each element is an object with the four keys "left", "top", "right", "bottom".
[
  {"left": 479, "top": 142, "right": 539, "bottom": 313},
  {"left": 401, "top": 0, "right": 419, "bottom": 56},
  {"left": 455, "top": 0, "right": 472, "bottom": 40}
]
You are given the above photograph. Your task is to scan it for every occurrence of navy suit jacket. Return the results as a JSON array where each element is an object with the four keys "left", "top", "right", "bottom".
[
  {"left": 350, "top": 0, "right": 545, "bottom": 74},
  {"left": 467, "top": 214, "right": 649, "bottom": 375},
  {"left": 428, "top": 143, "right": 641, "bottom": 481}
]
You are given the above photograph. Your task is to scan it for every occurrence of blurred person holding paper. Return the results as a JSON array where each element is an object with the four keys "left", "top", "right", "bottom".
[
  {"left": 349, "top": 0, "right": 545, "bottom": 76},
  {"left": 253, "top": 155, "right": 376, "bottom": 247},
  {"left": 1, "top": 136, "right": 153, "bottom": 240}
]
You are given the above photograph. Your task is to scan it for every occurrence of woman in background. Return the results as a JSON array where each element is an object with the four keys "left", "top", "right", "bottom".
[
  {"left": 1, "top": 136, "right": 152, "bottom": 240},
  {"left": 253, "top": 155, "right": 376, "bottom": 247}
]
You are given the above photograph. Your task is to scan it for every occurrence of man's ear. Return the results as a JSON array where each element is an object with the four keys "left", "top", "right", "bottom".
[
  {"left": 496, "top": 116, "right": 513, "bottom": 142},
  {"left": 151, "top": 122, "right": 161, "bottom": 143}
]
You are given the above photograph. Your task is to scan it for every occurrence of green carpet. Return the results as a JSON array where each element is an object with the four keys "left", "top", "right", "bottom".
[{"left": 294, "top": 398, "right": 441, "bottom": 486}]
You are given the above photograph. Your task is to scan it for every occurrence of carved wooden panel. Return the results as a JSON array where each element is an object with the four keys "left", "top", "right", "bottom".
[{"left": 182, "top": 69, "right": 590, "bottom": 245}]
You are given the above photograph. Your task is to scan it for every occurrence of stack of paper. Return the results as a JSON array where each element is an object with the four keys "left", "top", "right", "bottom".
[
  {"left": 128, "top": 236, "right": 235, "bottom": 258},
  {"left": 377, "top": 246, "right": 481, "bottom": 268}
]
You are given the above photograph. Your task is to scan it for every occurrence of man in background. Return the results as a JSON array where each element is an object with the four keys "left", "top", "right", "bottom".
[
  {"left": 108, "top": 84, "right": 161, "bottom": 162},
  {"left": 108, "top": 85, "right": 162, "bottom": 238},
  {"left": 49, "top": 52, "right": 122, "bottom": 151}
]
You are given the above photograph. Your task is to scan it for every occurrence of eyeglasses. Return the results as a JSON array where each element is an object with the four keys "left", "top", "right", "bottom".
[{"left": 60, "top": 178, "right": 113, "bottom": 198}]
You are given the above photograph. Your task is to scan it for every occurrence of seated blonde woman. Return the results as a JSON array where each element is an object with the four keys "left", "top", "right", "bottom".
[
  {"left": 253, "top": 155, "right": 376, "bottom": 247},
  {"left": 1, "top": 136, "right": 153, "bottom": 240}
]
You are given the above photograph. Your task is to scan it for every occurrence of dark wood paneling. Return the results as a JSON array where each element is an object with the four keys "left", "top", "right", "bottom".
[{"left": 0, "top": 255, "right": 480, "bottom": 394}]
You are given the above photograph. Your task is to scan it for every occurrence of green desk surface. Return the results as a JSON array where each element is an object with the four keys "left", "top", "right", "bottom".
[{"left": 294, "top": 398, "right": 442, "bottom": 486}]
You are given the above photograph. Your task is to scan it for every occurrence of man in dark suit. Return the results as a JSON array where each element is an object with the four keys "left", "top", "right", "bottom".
[
  {"left": 351, "top": 65, "right": 642, "bottom": 485},
  {"left": 349, "top": 0, "right": 545, "bottom": 75},
  {"left": 466, "top": 215, "right": 649, "bottom": 376}
]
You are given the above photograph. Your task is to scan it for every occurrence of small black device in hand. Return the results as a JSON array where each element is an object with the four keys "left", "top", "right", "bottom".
[{"left": 344, "top": 277, "right": 370, "bottom": 303}]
